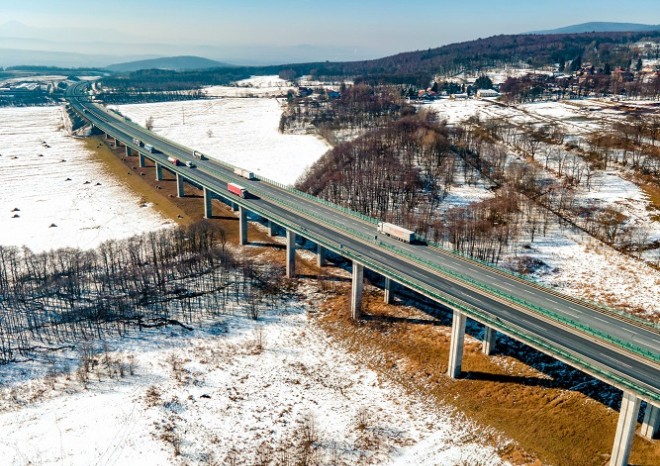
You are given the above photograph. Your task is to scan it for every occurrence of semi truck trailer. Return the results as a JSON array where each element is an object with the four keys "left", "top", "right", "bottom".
[
  {"left": 377, "top": 222, "right": 414, "bottom": 243},
  {"left": 227, "top": 182, "right": 247, "bottom": 198}
]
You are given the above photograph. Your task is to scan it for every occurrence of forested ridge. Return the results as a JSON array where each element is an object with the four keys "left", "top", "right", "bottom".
[{"left": 100, "top": 30, "right": 660, "bottom": 92}]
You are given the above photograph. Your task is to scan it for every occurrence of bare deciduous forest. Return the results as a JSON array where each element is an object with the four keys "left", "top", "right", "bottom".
[
  {"left": 0, "top": 221, "right": 294, "bottom": 364},
  {"left": 291, "top": 83, "right": 660, "bottom": 268}
]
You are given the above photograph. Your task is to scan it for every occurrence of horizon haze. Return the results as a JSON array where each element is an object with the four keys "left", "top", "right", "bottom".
[{"left": 1, "top": 0, "right": 660, "bottom": 67}]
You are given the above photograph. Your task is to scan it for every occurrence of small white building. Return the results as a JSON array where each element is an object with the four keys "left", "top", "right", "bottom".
[
  {"left": 450, "top": 93, "right": 469, "bottom": 100},
  {"left": 476, "top": 89, "right": 500, "bottom": 98}
]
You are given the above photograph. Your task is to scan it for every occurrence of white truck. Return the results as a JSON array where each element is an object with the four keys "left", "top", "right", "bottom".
[
  {"left": 377, "top": 222, "right": 415, "bottom": 243},
  {"left": 132, "top": 137, "right": 142, "bottom": 147},
  {"left": 193, "top": 150, "right": 206, "bottom": 160},
  {"left": 233, "top": 168, "right": 256, "bottom": 180}
]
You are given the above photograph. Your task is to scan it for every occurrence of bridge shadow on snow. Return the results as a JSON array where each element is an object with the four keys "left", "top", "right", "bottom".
[{"left": 358, "top": 273, "right": 623, "bottom": 410}]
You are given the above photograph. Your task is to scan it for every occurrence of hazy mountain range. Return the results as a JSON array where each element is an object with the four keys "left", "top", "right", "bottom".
[
  {"left": 0, "top": 20, "right": 376, "bottom": 68},
  {"left": 533, "top": 22, "right": 660, "bottom": 34},
  {"left": 2, "top": 20, "right": 660, "bottom": 70}
]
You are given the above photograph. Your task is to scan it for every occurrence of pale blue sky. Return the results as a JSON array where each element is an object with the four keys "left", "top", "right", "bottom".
[{"left": 1, "top": 0, "right": 659, "bottom": 62}]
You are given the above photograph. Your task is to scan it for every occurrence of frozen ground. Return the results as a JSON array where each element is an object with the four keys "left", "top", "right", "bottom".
[
  {"left": 422, "top": 98, "right": 660, "bottom": 317},
  {"left": 0, "top": 297, "right": 507, "bottom": 466},
  {"left": 113, "top": 98, "right": 331, "bottom": 185},
  {"left": 205, "top": 75, "right": 293, "bottom": 98},
  {"left": 0, "top": 106, "right": 172, "bottom": 252}
]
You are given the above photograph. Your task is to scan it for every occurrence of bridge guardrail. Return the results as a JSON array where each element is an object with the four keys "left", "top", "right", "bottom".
[
  {"left": 251, "top": 186, "right": 660, "bottom": 365},
  {"left": 420, "top": 236, "right": 660, "bottom": 331},
  {"left": 73, "top": 101, "right": 660, "bottom": 363},
  {"left": 295, "top": 225, "right": 660, "bottom": 403}
]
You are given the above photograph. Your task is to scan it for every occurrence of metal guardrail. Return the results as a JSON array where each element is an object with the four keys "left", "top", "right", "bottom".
[
  {"left": 248, "top": 185, "right": 660, "bottom": 365},
  {"left": 71, "top": 100, "right": 660, "bottom": 367},
  {"left": 420, "top": 236, "right": 660, "bottom": 331}
]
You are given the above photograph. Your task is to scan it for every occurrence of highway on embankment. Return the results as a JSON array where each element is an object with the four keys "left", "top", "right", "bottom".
[{"left": 66, "top": 85, "right": 660, "bottom": 405}]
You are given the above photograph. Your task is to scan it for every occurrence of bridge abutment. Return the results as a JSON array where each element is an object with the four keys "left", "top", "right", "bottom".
[
  {"left": 176, "top": 173, "right": 185, "bottom": 197},
  {"left": 351, "top": 262, "right": 364, "bottom": 320},
  {"left": 610, "top": 392, "right": 641, "bottom": 466},
  {"left": 482, "top": 326, "right": 496, "bottom": 355},
  {"left": 447, "top": 310, "right": 466, "bottom": 378},
  {"left": 239, "top": 206, "right": 248, "bottom": 245},
  {"left": 286, "top": 230, "right": 296, "bottom": 278},
  {"left": 641, "top": 403, "right": 659, "bottom": 440}
]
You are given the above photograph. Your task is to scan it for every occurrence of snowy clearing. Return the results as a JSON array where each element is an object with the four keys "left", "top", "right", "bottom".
[
  {"left": 0, "top": 106, "right": 171, "bottom": 252},
  {"left": 113, "top": 98, "right": 331, "bottom": 185},
  {"left": 0, "top": 300, "right": 506, "bottom": 466}
]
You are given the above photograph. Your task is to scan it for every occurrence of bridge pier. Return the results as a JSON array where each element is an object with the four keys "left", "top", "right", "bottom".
[
  {"left": 317, "top": 245, "right": 326, "bottom": 267},
  {"left": 482, "top": 326, "right": 496, "bottom": 355},
  {"left": 139, "top": 153, "right": 145, "bottom": 167},
  {"left": 239, "top": 206, "right": 248, "bottom": 245},
  {"left": 384, "top": 277, "right": 393, "bottom": 304},
  {"left": 268, "top": 220, "right": 277, "bottom": 237},
  {"left": 610, "top": 392, "right": 641, "bottom": 466},
  {"left": 125, "top": 146, "right": 131, "bottom": 157},
  {"left": 176, "top": 173, "right": 185, "bottom": 198},
  {"left": 351, "top": 262, "right": 364, "bottom": 320},
  {"left": 203, "top": 187, "right": 213, "bottom": 219},
  {"left": 155, "top": 163, "right": 163, "bottom": 181},
  {"left": 641, "top": 404, "right": 660, "bottom": 440},
  {"left": 232, "top": 202, "right": 239, "bottom": 212},
  {"left": 286, "top": 230, "right": 296, "bottom": 278},
  {"left": 447, "top": 310, "right": 466, "bottom": 378}
]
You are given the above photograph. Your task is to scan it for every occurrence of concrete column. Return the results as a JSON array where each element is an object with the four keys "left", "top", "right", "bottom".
[
  {"left": 176, "top": 173, "right": 185, "bottom": 198},
  {"left": 610, "top": 392, "right": 641, "bottom": 466},
  {"left": 268, "top": 220, "right": 277, "bottom": 237},
  {"left": 239, "top": 206, "right": 248, "bottom": 246},
  {"left": 112, "top": 137, "right": 117, "bottom": 147},
  {"left": 286, "top": 230, "right": 296, "bottom": 278},
  {"left": 482, "top": 326, "right": 496, "bottom": 355},
  {"left": 139, "top": 153, "right": 145, "bottom": 167},
  {"left": 384, "top": 277, "right": 393, "bottom": 304},
  {"left": 447, "top": 310, "right": 466, "bottom": 379},
  {"left": 641, "top": 404, "right": 659, "bottom": 440},
  {"left": 125, "top": 146, "right": 130, "bottom": 157},
  {"left": 203, "top": 188, "right": 213, "bottom": 219},
  {"left": 351, "top": 262, "right": 364, "bottom": 320},
  {"left": 155, "top": 163, "right": 163, "bottom": 181},
  {"left": 232, "top": 203, "right": 239, "bottom": 212},
  {"left": 317, "top": 244, "right": 327, "bottom": 267}
]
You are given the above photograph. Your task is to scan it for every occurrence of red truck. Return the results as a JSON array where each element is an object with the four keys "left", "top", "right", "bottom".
[
  {"left": 228, "top": 182, "right": 247, "bottom": 198},
  {"left": 167, "top": 156, "right": 180, "bottom": 166}
]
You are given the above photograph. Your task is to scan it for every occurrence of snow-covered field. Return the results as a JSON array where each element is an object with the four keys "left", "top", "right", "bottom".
[
  {"left": 425, "top": 98, "right": 660, "bottom": 317},
  {"left": 0, "top": 100, "right": 506, "bottom": 465},
  {"left": 0, "top": 298, "right": 506, "bottom": 465},
  {"left": 113, "top": 98, "right": 331, "bottom": 185},
  {"left": 0, "top": 106, "right": 171, "bottom": 252},
  {"left": 205, "top": 75, "right": 293, "bottom": 98}
]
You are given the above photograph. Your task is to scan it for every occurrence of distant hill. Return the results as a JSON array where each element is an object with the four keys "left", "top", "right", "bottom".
[
  {"left": 106, "top": 56, "right": 232, "bottom": 72},
  {"left": 534, "top": 22, "right": 660, "bottom": 34}
]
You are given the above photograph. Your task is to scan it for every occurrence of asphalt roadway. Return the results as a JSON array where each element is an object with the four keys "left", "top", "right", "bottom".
[{"left": 67, "top": 87, "right": 660, "bottom": 404}]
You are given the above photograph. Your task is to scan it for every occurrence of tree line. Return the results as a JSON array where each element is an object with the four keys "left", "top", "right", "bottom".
[{"left": 0, "top": 221, "right": 293, "bottom": 364}]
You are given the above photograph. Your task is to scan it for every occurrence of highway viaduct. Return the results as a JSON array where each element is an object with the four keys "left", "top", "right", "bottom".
[{"left": 67, "top": 86, "right": 659, "bottom": 465}]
